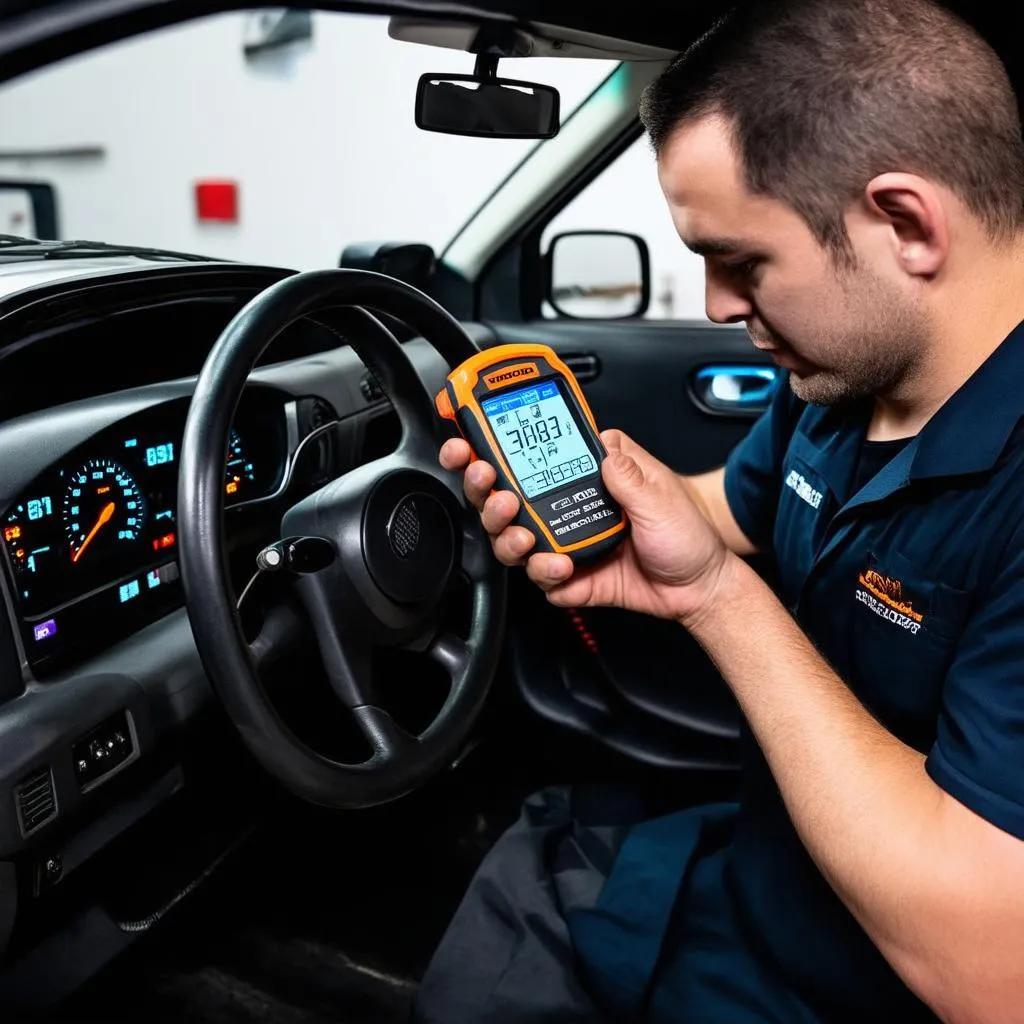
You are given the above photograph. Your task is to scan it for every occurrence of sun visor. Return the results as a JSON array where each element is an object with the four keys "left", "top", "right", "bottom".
[{"left": 387, "top": 18, "right": 675, "bottom": 62}]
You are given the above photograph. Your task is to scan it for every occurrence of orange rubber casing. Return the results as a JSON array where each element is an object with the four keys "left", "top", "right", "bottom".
[{"left": 435, "top": 343, "right": 628, "bottom": 563}]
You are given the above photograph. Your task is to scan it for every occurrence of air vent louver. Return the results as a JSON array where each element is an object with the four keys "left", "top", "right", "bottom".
[
  {"left": 308, "top": 398, "right": 332, "bottom": 428},
  {"left": 299, "top": 398, "right": 338, "bottom": 487},
  {"left": 16, "top": 767, "right": 56, "bottom": 835},
  {"left": 360, "top": 370, "right": 386, "bottom": 404}
]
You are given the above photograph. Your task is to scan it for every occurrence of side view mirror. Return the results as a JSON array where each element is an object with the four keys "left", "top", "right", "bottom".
[
  {"left": 415, "top": 55, "right": 559, "bottom": 140},
  {"left": 545, "top": 231, "right": 651, "bottom": 320}
]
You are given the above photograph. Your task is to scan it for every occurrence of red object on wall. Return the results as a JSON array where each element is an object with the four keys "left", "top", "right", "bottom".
[{"left": 195, "top": 180, "right": 238, "bottom": 222}]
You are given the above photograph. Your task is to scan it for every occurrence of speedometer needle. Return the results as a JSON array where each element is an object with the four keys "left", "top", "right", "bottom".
[{"left": 72, "top": 501, "right": 116, "bottom": 563}]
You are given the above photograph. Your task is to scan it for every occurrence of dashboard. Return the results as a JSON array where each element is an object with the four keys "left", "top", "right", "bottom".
[
  {"left": 0, "top": 260, "right": 464, "bottom": 708},
  {"left": 1, "top": 391, "right": 287, "bottom": 673},
  {"left": 0, "top": 258, "right": 481, "bottom": 994}
]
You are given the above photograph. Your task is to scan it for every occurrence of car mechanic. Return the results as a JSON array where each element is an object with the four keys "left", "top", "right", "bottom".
[{"left": 415, "top": 0, "right": 1024, "bottom": 1021}]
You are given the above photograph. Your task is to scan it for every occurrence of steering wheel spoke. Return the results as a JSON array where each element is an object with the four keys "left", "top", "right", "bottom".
[
  {"left": 297, "top": 579, "right": 375, "bottom": 708},
  {"left": 352, "top": 705, "right": 415, "bottom": 762},
  {"left": 248, "top": 598, "right": 305, "bottom": 673},
  {"left": 429, "top": 632, "right": 471, "bottom": 678},
  {"left": 460, "top": 523, "right": 493, "bottom": 583}
]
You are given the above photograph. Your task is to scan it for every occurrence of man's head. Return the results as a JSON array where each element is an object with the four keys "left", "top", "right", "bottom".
[{"left": 641, "top": 0, "right": 1024, "bottom": 405}]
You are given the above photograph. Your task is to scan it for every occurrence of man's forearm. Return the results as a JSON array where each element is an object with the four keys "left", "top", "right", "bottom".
[{"left": 684, "top": 555, "right": 1024, "bottom": 1023}]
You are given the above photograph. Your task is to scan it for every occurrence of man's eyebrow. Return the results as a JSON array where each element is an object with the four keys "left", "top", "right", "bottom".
[{"left": 683, "top": 237, "right": 750, "bottom": 257}]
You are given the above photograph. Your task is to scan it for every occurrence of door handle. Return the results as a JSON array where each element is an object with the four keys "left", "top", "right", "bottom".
[
  {"left": 692, "top": 364, "right": 779, "bottom": 415},
  {"left": 560, "top": 352, "right": 601, "bottom": 383}
]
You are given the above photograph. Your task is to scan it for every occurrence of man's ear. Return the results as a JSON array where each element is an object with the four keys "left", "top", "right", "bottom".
[{"left": 863, "top": 172, "right": 949, "bottom": 278}]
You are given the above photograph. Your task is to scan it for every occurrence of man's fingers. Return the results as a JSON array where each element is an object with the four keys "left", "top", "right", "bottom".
[
  {"left": 601, "top": 428, "right": 661, "bottom": 471},
  {"left": 526, "top": 558, "right": 606, "bottom": 608},
  {"left": 524, "top": 553, "right": 574, "bottom": 590},
  {"left": 481, "top": 490, "right": 520, "bottom": 537},
  {"left": 463, "top": 460, "right": 497, "bottom": 512},
  {"left": 439, "top": 439, "right": 497, "bottom": 511},
  {"left": 600, "top": 428, "right": 627, "bottom": 454},
  {"left": 598, "top": 428, "right": 681, "bottom": 525},
  {"left": 439, "top": 437, "right": 473, "bottom": 470},
  {"left": 493, "top": 526, "right": 536, "bottom": 566}
]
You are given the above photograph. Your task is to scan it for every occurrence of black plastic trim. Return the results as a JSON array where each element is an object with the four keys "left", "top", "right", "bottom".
[{"left": 0, "top": 671, "right": 154, "bottom": 857}]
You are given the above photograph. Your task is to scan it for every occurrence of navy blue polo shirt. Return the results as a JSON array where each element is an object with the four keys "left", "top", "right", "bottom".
[{"left": 570, "top": 323, "right": 1024, "bottom": 1022}]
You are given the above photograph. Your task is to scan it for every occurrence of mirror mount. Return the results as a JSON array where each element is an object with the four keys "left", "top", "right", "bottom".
[
  {"left": 467, "top": 21, "right": 531, "bottom": 62},
  {"left": 473, "top": 52, "right": 499, "bottom": 80}
]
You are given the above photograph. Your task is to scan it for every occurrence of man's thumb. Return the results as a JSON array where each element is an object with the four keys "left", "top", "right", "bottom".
[{"left": 601, "top": 451, "right": 648, "bottom": 507}]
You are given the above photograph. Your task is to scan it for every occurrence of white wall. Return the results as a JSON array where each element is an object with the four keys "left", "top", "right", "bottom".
[
  {"left": 0, "top": 9, "right": 709, "bottom": 317},
  {"left": 0, "top": 12, "right": 612, "bottom": 268}
]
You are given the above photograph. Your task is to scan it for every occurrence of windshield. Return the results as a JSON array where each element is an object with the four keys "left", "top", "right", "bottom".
[{"left": 0, "top": 11, "right": 616, "bottom": 269}]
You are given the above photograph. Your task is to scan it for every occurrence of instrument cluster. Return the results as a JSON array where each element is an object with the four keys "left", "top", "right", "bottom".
[{"left": 1, "top": 394, "right": 286, "bottom": 670}]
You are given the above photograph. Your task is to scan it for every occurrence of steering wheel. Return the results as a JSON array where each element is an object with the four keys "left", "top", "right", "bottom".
[{"left": 177, "top": 270, "right": 506, "bottom": 809}]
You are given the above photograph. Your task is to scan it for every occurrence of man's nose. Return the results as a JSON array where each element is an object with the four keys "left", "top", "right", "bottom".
[{"left": 704, "top": 267, "right": 754, "bottom": 324}]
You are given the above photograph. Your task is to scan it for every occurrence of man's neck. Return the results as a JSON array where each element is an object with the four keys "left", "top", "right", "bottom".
[{"left": 868, "top": 244, "right": 1024, "bottom": 442}]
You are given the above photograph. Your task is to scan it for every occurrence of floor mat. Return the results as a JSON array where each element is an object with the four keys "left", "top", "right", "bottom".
[
  {"left": 56, "top": 773, "right": 520, "bottom": 1024},
  {"left": 109, "top": 933, "right": 417, "bottom": 1024}
]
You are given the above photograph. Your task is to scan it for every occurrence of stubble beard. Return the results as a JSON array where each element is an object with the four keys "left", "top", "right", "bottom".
[{"left": 783, "top": 273, "right": 928, "bottom": 406}]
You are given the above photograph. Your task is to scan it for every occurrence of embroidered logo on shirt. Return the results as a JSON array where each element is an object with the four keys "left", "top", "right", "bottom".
[
  {"left": 855, "top": 568, "right": 923, "bottom": 634},
  {"left": 784, "top": 469, "right": 824, "bottom": 510}
]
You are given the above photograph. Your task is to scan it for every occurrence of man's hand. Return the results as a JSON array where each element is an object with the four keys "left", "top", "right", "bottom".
[{"left": 439, "top": 428, "right": 733, "bottom": 623}]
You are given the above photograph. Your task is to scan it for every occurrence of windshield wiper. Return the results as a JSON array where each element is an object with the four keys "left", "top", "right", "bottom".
[{"left": 0, "top": 235, "right": 219, "bottom": 263}]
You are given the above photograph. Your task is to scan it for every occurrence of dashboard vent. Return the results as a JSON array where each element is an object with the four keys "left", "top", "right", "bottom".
[
  {"left": 360, "top": 370, "right": 387, "bottom": 404},
  {"left": 16, "top": 767, "right": 57, "bottom": 836},
  {"left": 300, "top": 398, "right": 338, "bottom": 487},
  {"left": 308, "top": 398, "right": 333, "bottom": 430},
  {"left": 561, "top": 352, "right": 601, "bottom": 383}
]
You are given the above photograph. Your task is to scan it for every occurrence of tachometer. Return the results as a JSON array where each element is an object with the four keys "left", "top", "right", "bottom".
[{"left": 63, "top": 459, "right": 147, "bottom": 564}]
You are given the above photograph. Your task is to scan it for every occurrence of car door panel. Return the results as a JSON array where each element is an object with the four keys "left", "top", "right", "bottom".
[
  {"left": 483, "top": 318, "right": 775, "bottom": 772},
  {"left": 509, "top": 578, "right": 741, "bottom": 773}
]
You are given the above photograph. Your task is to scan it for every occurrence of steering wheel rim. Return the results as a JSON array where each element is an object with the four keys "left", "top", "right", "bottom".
[{"left": 178, "top": 269, "right": 506, "bottom": 809}]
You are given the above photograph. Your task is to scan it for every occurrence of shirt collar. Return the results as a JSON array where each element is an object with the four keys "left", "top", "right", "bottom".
[{"left": 910, "top": 321, "right": 1024, "bottom": 480}]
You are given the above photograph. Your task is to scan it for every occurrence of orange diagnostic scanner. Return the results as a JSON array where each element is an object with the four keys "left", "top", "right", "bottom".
[{"left": 436, "top": 343, "right": 628, "bottom": 565}]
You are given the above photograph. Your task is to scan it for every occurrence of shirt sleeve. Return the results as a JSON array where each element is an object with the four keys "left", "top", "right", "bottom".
[
  {"left": 927, "top": 522, "right": 1024, "bottom": 840},
  {"left": 722, "top": 372, "right": 804, "bottom": 551}
]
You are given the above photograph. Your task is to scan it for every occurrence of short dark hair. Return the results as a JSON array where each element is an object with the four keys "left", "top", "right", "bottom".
[{"left": 640, "top": 0, "right": 1024, "bottom": 261}]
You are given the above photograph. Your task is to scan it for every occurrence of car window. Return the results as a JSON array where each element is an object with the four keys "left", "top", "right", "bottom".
[
  {"left": 0, "top": 11, "right": 614, "bottom": 270},
  {"left": 540, "top": 135, "right": 709, "bottom": 320}
]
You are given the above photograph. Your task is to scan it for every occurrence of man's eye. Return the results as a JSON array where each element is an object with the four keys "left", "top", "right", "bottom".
[{"left": 722, "top": 258, "right": 761, "bottom": 277}]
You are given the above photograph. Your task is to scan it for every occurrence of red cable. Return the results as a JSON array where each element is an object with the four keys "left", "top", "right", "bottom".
[{"left": 567, "top": 607, "right": 600, "bottom": 653}]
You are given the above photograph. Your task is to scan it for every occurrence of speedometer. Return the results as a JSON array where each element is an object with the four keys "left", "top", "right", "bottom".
[{"left": 63, "top": 459, "right": 147, "bottom": 564}]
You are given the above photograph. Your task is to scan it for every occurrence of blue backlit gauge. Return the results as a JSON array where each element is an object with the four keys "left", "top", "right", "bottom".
[
  {"left": 63, "top": 459, "right": 147, "bottom": 564},
  {"left": 225, "top": 428, "right": 257, "bottom": 499}
]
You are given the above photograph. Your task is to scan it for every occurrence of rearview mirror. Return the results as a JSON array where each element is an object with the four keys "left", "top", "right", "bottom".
[{"left": 415, "top": 72, "right": 559, "bottom": 139}]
